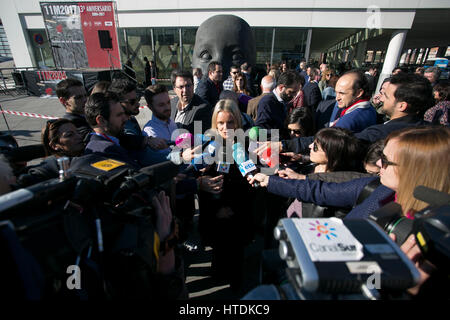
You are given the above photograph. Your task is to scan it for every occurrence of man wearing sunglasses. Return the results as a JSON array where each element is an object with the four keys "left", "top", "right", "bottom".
[
  {"left": 222, "top": 65, "right": 240, "bottom": 91},
  {"left": 108, "top": 79, "right": 141, "bottom": 136}
]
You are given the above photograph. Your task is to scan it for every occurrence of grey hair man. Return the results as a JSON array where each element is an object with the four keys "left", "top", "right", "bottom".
[{"left": 424, "top": 66, "right": 441, "bottom": 87}]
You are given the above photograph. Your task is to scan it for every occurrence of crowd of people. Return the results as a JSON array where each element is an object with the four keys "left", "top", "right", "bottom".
[{"left": 0, "top": 57, "right": 449, "bottom": 300}]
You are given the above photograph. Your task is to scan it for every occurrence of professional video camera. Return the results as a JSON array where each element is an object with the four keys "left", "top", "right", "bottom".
[
  {"left": 273, "top": 186, "right": 450, "bottom": 300},
  {"left": 369, "top": 185, "right": 450, "bottom": 269},
  {"left": 0, "top": 153, "right": 180, "bottom": 300}
]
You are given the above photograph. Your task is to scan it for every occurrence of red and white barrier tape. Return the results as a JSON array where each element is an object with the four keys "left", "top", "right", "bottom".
[
  {"left": 0, "top": 109, "right": 59, "bottom": 120},
  {"left": 1, "top": 105, "right": 149, "bottom": 119}
]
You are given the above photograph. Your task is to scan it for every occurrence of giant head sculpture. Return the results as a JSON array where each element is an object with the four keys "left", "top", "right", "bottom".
[{"left": 192, "top": 15, "right": 256, "bottom": 80}]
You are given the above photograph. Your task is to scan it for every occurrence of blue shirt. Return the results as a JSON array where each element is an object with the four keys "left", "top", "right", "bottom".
[{"left": 142, "top": 115, "right": 178, "bottom": 153}]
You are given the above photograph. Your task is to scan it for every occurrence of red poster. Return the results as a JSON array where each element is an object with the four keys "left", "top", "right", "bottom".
[{"left": 79, "top": 2, "right": 121, "bottom": 69}]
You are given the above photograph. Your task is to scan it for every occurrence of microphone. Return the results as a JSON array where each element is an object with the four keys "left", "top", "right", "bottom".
[
  {"left": 232, "top": 142, "right": 260, "bottom": 187},
  {"left": 1, "top": 144, "right": 46, "bottom": 163},
  {"left": 175, "top": 132, "right": 193, "bottom": 148},
  {"left": 413, "top": 186, "right": 450, "bottom": 207},
  {"left": 247, "top": 126, "right": 278, "bottom": 168},
  {"left": 183, "top": 138, "right": 217, "bottom": 173}
]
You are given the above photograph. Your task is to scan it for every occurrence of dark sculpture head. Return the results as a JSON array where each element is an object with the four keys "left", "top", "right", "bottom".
[{"left": 192, "top": 15, "right": 256, "bottom": 81}]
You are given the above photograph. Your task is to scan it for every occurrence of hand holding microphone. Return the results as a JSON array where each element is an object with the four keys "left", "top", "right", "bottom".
[
  {"left": 247, "top": 173, "right": 269, "bottom": 187},
  {"left": 147, "top": 136, "right": 169, "bottom": 150}
]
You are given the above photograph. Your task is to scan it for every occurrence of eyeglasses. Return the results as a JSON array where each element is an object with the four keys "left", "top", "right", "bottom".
[
  {"left": 174, "top": 84, "right": 193, "bottom": 90},
  {"left": 231, "top": 71, "right": 239, "bottom": 74},
  {"left": 380, "top": 153, "right": 398, "bottom": 169}
]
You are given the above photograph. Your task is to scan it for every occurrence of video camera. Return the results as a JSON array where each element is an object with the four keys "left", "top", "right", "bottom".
[
  {"left": 0, "top": 153, "right": 180, "bottom": 300},
  {"left": 274, "top": 186, "right": 450, "bottom": 300},
  {"left": 369, "top": 185, "right": 450, "bottom": 270}
]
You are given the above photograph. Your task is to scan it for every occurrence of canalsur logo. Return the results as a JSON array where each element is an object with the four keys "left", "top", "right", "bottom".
[{"left": 309, "top": 220, "right": 337, "bottom": 240}]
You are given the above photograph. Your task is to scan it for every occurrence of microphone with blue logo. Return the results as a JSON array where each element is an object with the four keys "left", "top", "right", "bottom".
[
  {"left": 184, "top": 135, "right": 218, "bottom": 172},
  {"left": 232, "top": 142, "right": 260, "bottom": 187}
]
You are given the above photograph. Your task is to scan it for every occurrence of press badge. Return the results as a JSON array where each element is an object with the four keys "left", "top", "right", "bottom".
[{"left": 217, "top": 162, "right": 230, "bottom": 173}]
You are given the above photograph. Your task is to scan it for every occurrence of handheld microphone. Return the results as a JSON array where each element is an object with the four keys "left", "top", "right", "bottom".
[
  {"left": 232, "top": 142, "right": 260, "bottom": 187},
  {"left": 247, "top": 127, "right": 278, "bottom": 168},
  {"left": 183, "top": 138, "right": 217, "bottom": 173},
  {"left": 175, "top": 132, "right": 193, "bottom": 148}
]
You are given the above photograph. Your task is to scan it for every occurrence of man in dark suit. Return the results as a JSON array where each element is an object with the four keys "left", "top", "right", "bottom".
[
  {"left": 195, "top": 61, "right": 223, "bottom": 108},
  {"left": 255, "top": 71, "right": 302, "bottom": 132},
  {"left": 170, "top": 70, "right": 212, "bottom": 134},
  {"left": 84, "top": 91, "right": 141, "bottom": 169},
  {"left": 302, "top": 67, "right": 322, "bottom": 110},
  {"left": 247, "top": 75, "right": 275, "bottom": 121}
]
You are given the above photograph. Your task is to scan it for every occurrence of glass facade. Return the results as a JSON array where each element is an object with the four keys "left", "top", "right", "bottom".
[
  {"left": 0, "top": 23, "right": 13, "bottom": 57},
  {"left": 272, "top": 28, "right": 308, "bottom": 69},
  {"left": 26, "top": 29, "right": 55, "bottom": 68},
  {"left": 118, "top": 26, "right": 308, "bottom": 84},
  {"left": 25, "top": 26, "right": 308, "bottom": 83}
]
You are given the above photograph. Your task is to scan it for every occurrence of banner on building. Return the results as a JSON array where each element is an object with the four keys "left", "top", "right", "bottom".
[{"left": 40, "top": 1, "right": 121, "bottom": 69}]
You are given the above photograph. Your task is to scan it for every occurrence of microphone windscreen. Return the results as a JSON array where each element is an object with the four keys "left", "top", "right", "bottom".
[
  {"left": 6, "top": 144, "right": 46, "bottom": 162},
  {"left": 249, "top": 127, "right": 259, "bottom": 141},
  {"left": 232, "top": 142, "right": 247, "bottom": 165},
  {"left": 413, "top": 186, "right": 450, "bottom": 207},
  {"left": 175, "top": 133, "right": 193, "bottom": 148}
]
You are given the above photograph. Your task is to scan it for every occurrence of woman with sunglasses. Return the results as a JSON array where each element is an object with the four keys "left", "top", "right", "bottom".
[
  {"left": 286, "top": 108, "right": 314, "bottom": 139},
  {"left": 279, "top": 127, "right": 365, "bottom": 218},
  {"left": 18, "top": 119, "right": 85, "bottom": 186},
  {"left": 249, "top": 126, "right": 450, "bottom": 221},
  {"left": 249, "top": 126, "right": 450, "bottom": 297}
]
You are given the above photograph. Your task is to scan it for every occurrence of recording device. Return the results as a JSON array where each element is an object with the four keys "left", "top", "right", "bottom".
[
  {"left": 112, "top": 160, "right": 179, "bottom": 203},
  {"left": 183, "top": 137, "right": 217, "bottom": 172},
  {"left": 369, "top": 186, "right": 450, "bottom": 247},
  {"left": 274, "top": 217, "right": 421, "bottom": 300},
  {"left": 1, "top": 144, "right": 46, "bottom": 163},
  {"left": 247, "top": 126, "right": 279, "bottom": 168},
  {"left": 232, "top": 142, "right": 260, "bottom": 187},
  {"left": 0, "top": 154, "right": 182, "bottom": 299},
  {"left": 370, "top": 186, "right": 450, "bottom": 270}
]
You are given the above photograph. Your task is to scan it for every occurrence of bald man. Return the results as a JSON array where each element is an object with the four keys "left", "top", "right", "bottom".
[
  {"left": 247, "top": 75, "right": 275, "bottom": 121},
  {"left": 327, "top": 70, "right": 377, "bottom": 132}
]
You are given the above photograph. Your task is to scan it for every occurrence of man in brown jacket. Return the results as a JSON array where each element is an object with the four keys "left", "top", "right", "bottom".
[{"left": 247, "top": 75, "right": 275, "bottom": 121}]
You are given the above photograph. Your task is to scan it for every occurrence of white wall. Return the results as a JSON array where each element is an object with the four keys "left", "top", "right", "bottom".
[{"left": 2, "top": 0, "right": 449, "bottom": 67}]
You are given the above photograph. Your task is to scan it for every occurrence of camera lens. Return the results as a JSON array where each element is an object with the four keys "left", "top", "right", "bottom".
[{"left": 386, "top": 216, "right": 414, "bottom": 245}]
